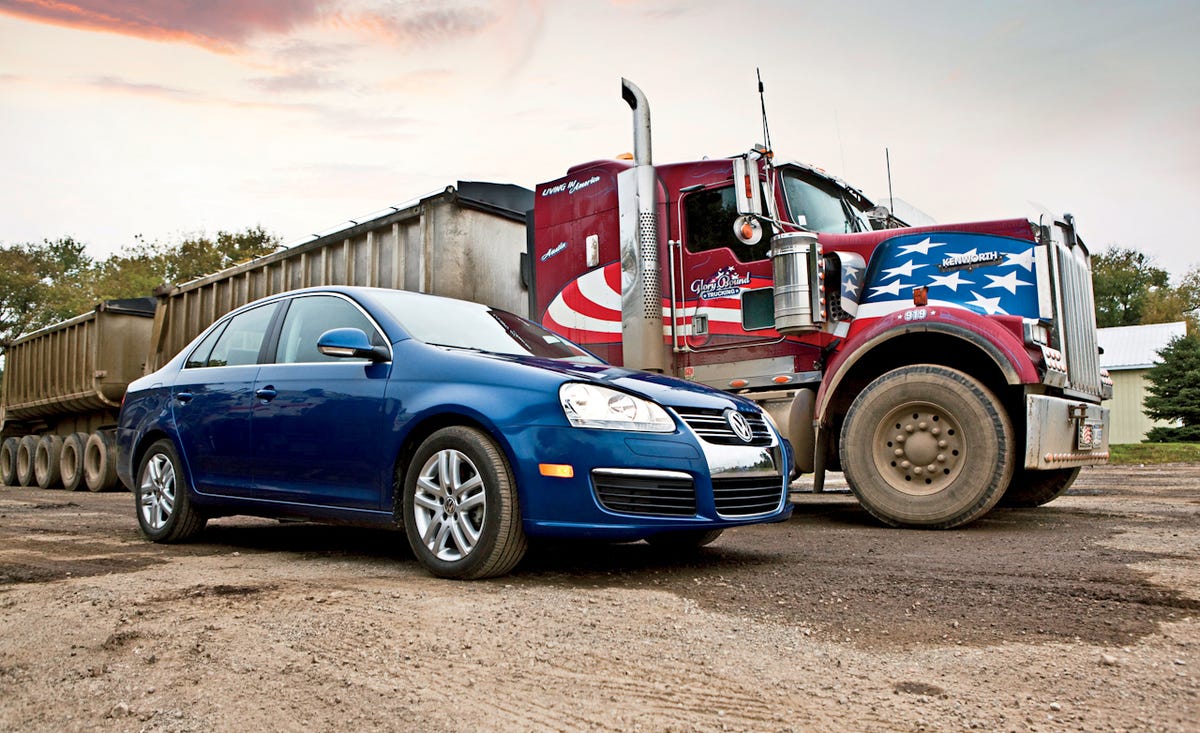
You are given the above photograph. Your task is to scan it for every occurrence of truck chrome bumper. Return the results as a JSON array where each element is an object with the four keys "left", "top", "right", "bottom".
[{"left": 1023, "top": 394, "right": 1110, "bottom": 469}]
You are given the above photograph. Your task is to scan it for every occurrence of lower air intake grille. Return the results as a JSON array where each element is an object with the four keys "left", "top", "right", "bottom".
[
  {"left": 592, "top": 470, "right": 696, "bottom": 517},
  {"left": 713, "top": 476, "right": 785, "bottom": 517}
]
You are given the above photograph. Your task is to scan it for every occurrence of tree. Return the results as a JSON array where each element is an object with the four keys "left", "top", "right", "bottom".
[
  {"left": 1143, "top": 332, "right": 1200, "bottom": 442},
  {"left": 1092, "top": 246, "right": 1170, "bottom": 327}
]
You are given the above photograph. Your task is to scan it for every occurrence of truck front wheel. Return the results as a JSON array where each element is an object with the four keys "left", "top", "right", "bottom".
[{"left": 839, "top": 365, "right": 1014, "bottom": 529}]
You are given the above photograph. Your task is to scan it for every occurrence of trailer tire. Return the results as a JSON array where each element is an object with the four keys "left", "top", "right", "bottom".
[
  {"left": 34, "top": 435, "right": 64, "bottom": 490},
  {"left": 16, "top": 435, "right": 38, "bottom": 487},
  {"left": 84, "top": 431, "right": 119, "bottom": 492},
  {"left": 60, "top": 433, "right": 89, "bottom": 492},
  {"left": 840, "top": 365, "right": 1014, "bottom": 529},
  {"left": 999, "top": 467, "right": 1081, "bottom": 508},
  {"left": 0, "top": 437, "right": 19, "bottom": 487}
]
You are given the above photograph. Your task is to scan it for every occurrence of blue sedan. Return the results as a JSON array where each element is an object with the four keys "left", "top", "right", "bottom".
[{"left": 117, "top": 286, "right": 792, "bottom": 579}]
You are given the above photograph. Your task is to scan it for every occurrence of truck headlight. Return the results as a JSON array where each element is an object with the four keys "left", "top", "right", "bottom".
[{"left": 559, "top": 383, "right": 674, "bottom": 433}]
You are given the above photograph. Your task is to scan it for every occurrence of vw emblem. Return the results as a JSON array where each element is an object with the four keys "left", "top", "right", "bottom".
[{"left": 725, "top": 409, "right": 754, "bottom": 443}]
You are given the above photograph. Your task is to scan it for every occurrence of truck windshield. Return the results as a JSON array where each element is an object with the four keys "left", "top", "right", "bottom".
[
  {"left": 372, "top": 292, "right": 602, "bottom": 364},
  {"left": 780, "top": 170, "right": 866, "bottom": 234}
]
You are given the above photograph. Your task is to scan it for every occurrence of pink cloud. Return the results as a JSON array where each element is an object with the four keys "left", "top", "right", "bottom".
[{"left": 0, "top": 0, "right": 329, "bottom": 51}]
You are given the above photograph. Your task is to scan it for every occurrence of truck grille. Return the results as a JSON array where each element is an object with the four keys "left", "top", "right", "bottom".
[
  {"left": 712, "top": 476, "right": 786, "bottom": 516},
  {"left": 674, "top": 408, "right": 773, "bottom": 446},
  {"left": 592, "top": 470, "right": 696, "bottom": 517},
  {"left": 1045, "top": 221, "right": 1102, "bottom": 398}
]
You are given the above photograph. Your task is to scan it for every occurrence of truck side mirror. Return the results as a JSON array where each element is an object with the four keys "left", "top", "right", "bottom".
[{"left": 732, "top": 156, "right": 763, "bottom": 216}]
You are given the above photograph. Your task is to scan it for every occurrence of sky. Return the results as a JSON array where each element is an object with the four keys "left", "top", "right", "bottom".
[{"left": 1, "top": 0, "right": 1198, "bottom": 277}]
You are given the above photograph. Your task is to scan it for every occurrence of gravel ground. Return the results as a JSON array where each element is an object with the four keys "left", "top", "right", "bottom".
[{"left": 0, "top": 464, "right": 1196, "bottom": 732}]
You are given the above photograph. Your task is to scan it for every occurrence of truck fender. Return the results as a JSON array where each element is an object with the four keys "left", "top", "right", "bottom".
[{"left": 815, "top": 310, "right": 1037, "bottom": 425}]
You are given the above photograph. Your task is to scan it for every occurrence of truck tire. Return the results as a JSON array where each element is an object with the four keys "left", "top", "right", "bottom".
[
  {"left": 59, "top": 433, "right": 89, "bottom": 492},
  {"left": 16, "top": 435, "right": 39, "bottom": 487},
  {"left": 34, "top": 435, "right": 64, "bottom": 490},
  {"left": 839, "top": 365, "right": 1014, "bottom": 529},
  {"left": 84, "top": 431, "right": 119, "bottom": 492},
  {"left": 999, "top": 467, "right": 1081, "bottom": 508},
  {"left": 0, "top": 437, "right": 19, "bottom": 486}
]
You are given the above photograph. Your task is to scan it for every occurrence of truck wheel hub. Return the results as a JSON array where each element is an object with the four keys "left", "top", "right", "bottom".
[{"left": 874, "top": 403, "right": 963, "bottom": 496}]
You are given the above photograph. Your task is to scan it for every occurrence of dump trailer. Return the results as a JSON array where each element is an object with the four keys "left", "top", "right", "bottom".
[{"left": 0, "top": 182, "right": 532, "bottom": 490}]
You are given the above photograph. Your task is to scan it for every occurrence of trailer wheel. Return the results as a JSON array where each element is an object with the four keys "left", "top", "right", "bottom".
[
  {"left": 16, "top": 435, "right": 38, "bottom": 487},
  {"left": 84, "top": 431, "right": 119, "bottom": 492},
  {"left": 999, "top": 467, "right": 1081, "bottom": 508},
  {"left": 839, "top": 365, "right": 1014, "bottom": 529},
  {"left": 135, "top": 439, "right": 206, "bottom": 542},
  {"left": 402, "top": 426, "right": 527, "bottom": 579},
  {"left": 0, "top": 438, "right": 19, "bottom": 487},
  {"left": 59, "top": 433, "right": 89, "bottom": 492},
  {"left": 34, "top": 435, "right": 64, "bottom": 490}
]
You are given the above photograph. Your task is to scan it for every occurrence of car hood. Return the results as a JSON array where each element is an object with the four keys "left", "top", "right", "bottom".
[{"left": 461, "top": 350, "right": 757, "bottom": 412}]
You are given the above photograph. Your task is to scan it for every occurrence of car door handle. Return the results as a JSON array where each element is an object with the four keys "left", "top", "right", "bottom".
[
  {"left": 255, "top": 387, "right": 278, "bottom": 402},
  {"left": 175, "top": 392, "right": 193, "bottom": 405}
]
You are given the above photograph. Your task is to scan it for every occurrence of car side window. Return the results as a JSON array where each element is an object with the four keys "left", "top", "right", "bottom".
[
  {"left": 184, "top": 322, "right": 227, "bottom": 369},
  {"left": 201, "top": 303, "right": 278, "bottom": 368},
  {"left": 275, "top": 295, "right": 381, "bottom": 364}
]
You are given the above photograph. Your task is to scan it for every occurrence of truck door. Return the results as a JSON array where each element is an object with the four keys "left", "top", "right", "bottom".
[{"left": 673, "top": 184, "right": 778, "bottom": 351}]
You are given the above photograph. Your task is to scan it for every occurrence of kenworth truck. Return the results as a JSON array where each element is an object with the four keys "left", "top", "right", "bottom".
[{"left": 531, "top": 79, "right": 1111, "bottom": 528}]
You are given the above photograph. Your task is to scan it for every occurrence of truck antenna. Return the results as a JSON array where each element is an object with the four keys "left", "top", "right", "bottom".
[
  {"left": 757, "top": 68, "right": 772, "bottom": 155},
  {"left": 885, "top": 147, "right": 895, "bottom": 216}
]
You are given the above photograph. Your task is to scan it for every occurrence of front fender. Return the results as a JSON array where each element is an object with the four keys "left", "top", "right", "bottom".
[{"left": 815, "top": 308, "right": 1038, "bottom": 423}]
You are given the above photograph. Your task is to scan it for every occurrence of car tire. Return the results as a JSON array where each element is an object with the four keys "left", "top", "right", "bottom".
[
  {"left": 59, "top": 433, "right": 89, "bottom": 492},
  {"left": 0, "top": 437, "right": 20, "bottom": 487},
  {"left": 646, "top": 528, "right": 724, "bottom": 550},
  {"left": 34, "top": 435, "right": 64, "bottom": 489},
  {"left": 16, "top": 435, "right": 38, "bottom": 487},
  {"left": 999, "top": 467, "right": 1081, "bottom": 508},
  {"left": 84, "top": 431, "right": 119, "bottom": 492},
  {"left": 840, "top": 365, "right": 1014, "bottom": 529},
  {"left": 135, "top": 439, "right": 206, "bottom": 542},
  {"left": 402, "top": 426, "right": 527, "bottom": 580}
]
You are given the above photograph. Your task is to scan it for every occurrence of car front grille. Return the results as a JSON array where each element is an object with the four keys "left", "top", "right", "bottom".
[
  {"left": 592, "top": 470, "right": 696, "bottom": 517},
  {"left": 673, "top": 408, "right": 773, "bottom": 446},
  {"left": 712, "top": 476, "right": 785, "bottom": 517}
]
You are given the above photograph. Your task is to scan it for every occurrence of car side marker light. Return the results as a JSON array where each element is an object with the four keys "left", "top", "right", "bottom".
[{"left": 539, "top": 464, "right": 575, "bottom": 478}]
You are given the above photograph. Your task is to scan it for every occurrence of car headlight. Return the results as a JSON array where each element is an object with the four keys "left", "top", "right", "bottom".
[{"left": 559, "top": 383, "right": 674, "bottom": 433}]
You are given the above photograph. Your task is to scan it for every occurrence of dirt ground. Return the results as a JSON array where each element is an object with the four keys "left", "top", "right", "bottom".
[{"left": 0, "top": 465, "right": 1197, "bottom": 732}]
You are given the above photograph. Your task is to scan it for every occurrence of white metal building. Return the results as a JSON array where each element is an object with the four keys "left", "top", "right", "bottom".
[{"left": 1097, "top": 321, "right": 1188, "bottom": 443}]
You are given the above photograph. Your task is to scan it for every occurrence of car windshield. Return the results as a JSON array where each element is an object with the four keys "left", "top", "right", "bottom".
[
  {"left": 780, "top": 170, "right": 866, "bottom": 234},
  {"left": 371, "top": 292, "right": 602, "bottom": 364}
]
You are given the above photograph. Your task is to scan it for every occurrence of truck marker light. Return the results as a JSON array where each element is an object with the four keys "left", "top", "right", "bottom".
[
  {"left": 773, "top": 375, "right": 792, "bottom": 384},
  {"left": 539, "top": 464, "right": 574, "bottom": 478},
  {"left": 729, "top": 379, "right": 749, "bottom": 389},
  {"left": 617, "top": 152, "right": 634, "bottom": 160},
  {"left": 913, "top": 286, "right": 929, "bottom": 307}
]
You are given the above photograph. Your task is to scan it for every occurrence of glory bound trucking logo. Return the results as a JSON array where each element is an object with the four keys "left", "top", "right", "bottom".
[{"left": 691, "top": 266, "right": 751, "bottom": 300}]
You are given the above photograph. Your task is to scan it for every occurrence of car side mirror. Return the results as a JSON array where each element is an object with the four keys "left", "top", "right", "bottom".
[{"left": 316, "top": 328, "right": 390, "bottom": 362}]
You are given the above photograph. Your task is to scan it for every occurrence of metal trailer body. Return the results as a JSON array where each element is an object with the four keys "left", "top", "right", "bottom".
[
  {"left": 146, "top": 182, "right": 533, "bottom": 372},
  {"left": 0, "top": 182, "right": 533, "bottom": 491},
  {"left": 0, "top": 298, "right": 157, "bottom": 491}
]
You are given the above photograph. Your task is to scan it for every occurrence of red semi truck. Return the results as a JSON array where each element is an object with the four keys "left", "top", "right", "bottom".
[{"left": 530, "top": 79, "right": 1110, "bottom": 528}]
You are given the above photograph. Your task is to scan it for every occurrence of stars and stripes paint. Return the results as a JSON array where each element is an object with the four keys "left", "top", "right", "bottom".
[{"left": 856, "top": 232, "right": 1039, "bottom": 319}]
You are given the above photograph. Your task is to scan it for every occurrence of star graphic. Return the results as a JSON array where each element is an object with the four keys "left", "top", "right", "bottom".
[
  {"left": 844, "top": 279, "right": 860, "bottom": 298},
  {"left": 965, "top": 291, "right": 1006, "bottom": 315},
  {"left": 897, "top": 237, "right": 942, "bottom": 256},
  {"left": 882, "top": 259, "right": 926, "bottom": 280},
  {"left": 1003, "top": 247, "right": 1036, "bottom": 271},
  {"left": 869, "top": 280, "right": 911, "bottom": 298},
  {"left": 928, "top": 271, "right": 975, "bottom": 292},
  {"left": 984, "top": 271, "right": 1033, "bottom": 295}
]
